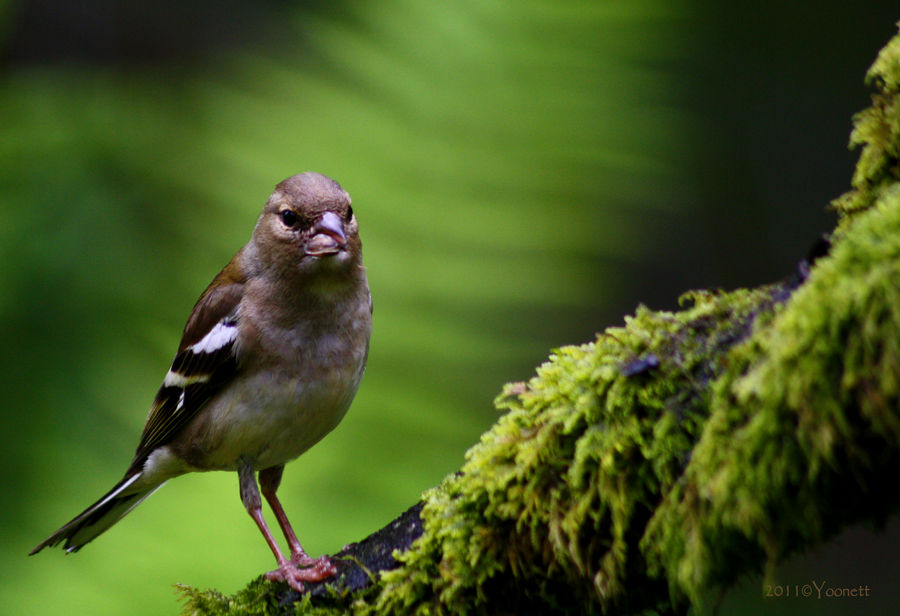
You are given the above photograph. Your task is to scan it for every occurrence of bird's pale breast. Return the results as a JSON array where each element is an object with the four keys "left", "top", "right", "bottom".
[{"left": 165, "top": 282, "right": 371, "bottom": 473}]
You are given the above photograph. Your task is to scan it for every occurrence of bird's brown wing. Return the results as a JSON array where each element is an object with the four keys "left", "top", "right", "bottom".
[{"left": 128, "top": 253, "right": 246, "bottom": 472}]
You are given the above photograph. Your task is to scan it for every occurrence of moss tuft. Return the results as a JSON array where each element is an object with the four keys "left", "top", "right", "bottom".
[
  {"left": 178, "top": 578, "right": 289, "bottom": 616},
  {"left": 832, "top": 22, "right": 900, "bottom": 222}
]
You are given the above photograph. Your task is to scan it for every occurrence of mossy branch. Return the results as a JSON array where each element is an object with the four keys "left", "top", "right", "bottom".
[{"left": 180, "top": 22, "right": 900, "bottom": 616}]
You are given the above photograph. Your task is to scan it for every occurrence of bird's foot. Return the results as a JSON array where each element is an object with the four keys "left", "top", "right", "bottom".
[
  {"left": 292, "top": 553, "right": 337, "bottom": 577},
  {"left": 265, "top": 556, "right": 337, "bottom": 592}
]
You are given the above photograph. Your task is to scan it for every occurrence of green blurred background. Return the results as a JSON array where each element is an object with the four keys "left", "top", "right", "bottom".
[{"left": 2, "top": 1, "right": 899, "bottom": 614}]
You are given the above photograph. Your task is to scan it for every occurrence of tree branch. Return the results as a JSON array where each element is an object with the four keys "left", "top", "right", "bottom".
[{"left": 179, "top": 23, "right": 900, "bottom": 616}]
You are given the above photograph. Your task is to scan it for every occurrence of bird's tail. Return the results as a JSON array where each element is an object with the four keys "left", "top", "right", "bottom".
[{"left": 29, "top": 472, "right": 164, "bottom": 555}]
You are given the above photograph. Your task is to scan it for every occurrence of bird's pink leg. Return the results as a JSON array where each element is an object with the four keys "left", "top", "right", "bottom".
[
  {"left": 259, "top": 465, "right": 336, "bottom": 578},
  {"left": 239, "top": 462, "right": 331, "bottom": 591}
]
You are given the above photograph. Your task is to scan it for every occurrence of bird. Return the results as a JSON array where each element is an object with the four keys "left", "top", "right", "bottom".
[{"left": 30, "top": 172, "right": 372, "bottom": 592}]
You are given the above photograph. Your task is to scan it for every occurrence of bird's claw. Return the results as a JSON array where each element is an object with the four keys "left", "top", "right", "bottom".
[
  {"left": 266, "top": 556, "right": 337, "bottom": 592},
  {"left": 292, "top": 553, "right": 337, "bottom": 575}
]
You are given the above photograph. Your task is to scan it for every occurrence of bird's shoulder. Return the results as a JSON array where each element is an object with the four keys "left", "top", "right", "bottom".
[{"left": 179, "top": 253, "right": 247, "bottom": 351}]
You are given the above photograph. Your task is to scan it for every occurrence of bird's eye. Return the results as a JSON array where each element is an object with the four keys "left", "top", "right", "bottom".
[
  {"left": 280, "top": 209, "right": 300, "bottom": 228},
  {"left": 345, "top": 205, "right": 354, "bottom": 222}
]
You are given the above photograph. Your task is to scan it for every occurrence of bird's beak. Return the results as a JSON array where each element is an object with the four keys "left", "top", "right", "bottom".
[{"left": 306, "top": 211, "right": 347, "bottom": 256}]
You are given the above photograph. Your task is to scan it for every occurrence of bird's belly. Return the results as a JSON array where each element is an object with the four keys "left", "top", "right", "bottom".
[{"left": 181, "top": 366, "right": 361, "bottom": 471}]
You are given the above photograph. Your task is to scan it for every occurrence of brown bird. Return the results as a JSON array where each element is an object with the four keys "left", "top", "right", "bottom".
[{"left": 30, "top": 172, "right": 372, "bottom": 591}]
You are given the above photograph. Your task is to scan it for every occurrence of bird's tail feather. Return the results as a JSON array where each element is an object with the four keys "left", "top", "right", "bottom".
[{"left": 29, "top": 473, "right": 164, "bottom": 555}]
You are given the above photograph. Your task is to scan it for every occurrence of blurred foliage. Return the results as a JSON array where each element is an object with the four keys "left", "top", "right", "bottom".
[
  {"left": 2, "top": 2, "right": 686, "bottom": 614},
  {"left": 2, "top": 1, "right": 899, "bottom": 615}
]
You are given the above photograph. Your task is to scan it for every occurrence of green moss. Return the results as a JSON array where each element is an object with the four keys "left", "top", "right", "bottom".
[
  {"left": 643, "top": 188, "right": 900, "bottom": 609},
  {"left": 372, "top": 286, "right": 781, "bottom": 615},
  {"left": 832, "top": 22, "right": 900, "bottom": 223},
  {"left": 178, "top": 579, "right": 286, "bottom": 616},
  {"left": 178, "top": 578, "right": 373, "bottom": 616},
  {"left": 182, "top": 23, "right": 900, "bottom": 616}
]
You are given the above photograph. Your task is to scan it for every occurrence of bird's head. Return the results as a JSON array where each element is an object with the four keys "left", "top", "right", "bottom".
[{"left": 253, "top": 172, "right": 362, "bottom": 280}]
